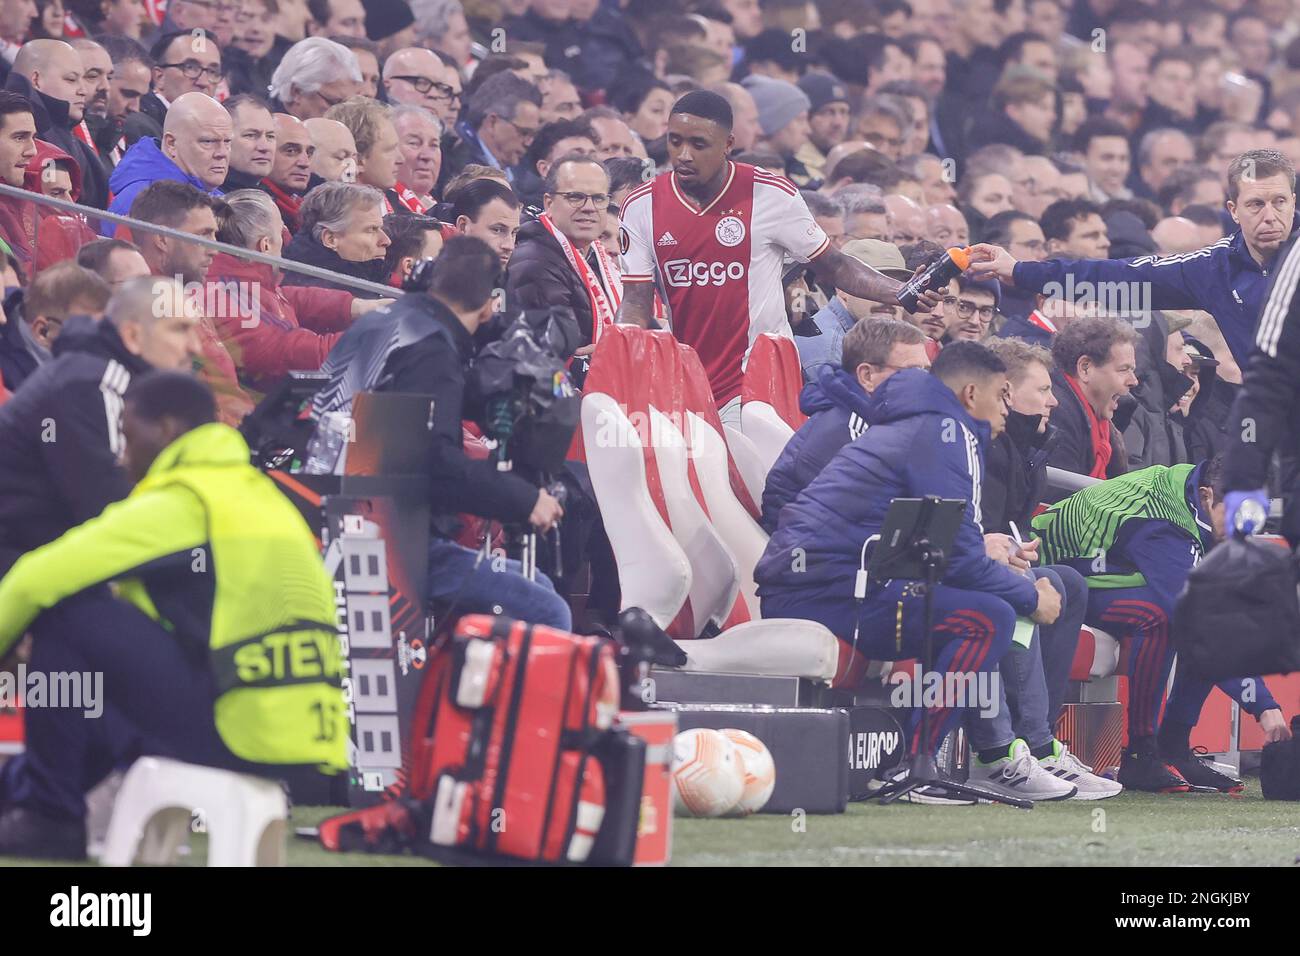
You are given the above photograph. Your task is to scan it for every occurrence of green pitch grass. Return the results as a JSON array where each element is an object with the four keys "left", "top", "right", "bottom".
[{"left": 4, "top": 779, "right": 1298, "bottom": 866}]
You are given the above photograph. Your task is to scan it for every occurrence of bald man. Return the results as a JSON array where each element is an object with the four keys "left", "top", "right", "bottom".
[
  {"left": 926, "top": 203, "right": 970, "bottom": 248},
  {"left": 885, "top": 194, "right": 928, "bottom": 247},
  {"left": 382, "top": 47, "right": 449, "bottom": 114},
  {"left": 263, "top": 113, "right": 315, "bottom": 231},
  {"left": 304, "top": 117, "right": 358, "bottom": 183},
  {"left": 709, "top": 82, "right": 761, "bottom": 153},
  {"left": 1151, "top": 216, "right": 1204, "bottom": 256},
  {"left": 105, "top": 92, "right": 232, "bottom": 232},
  {"left": 3, "top": 38, "right": 110, "bottom": 208}
]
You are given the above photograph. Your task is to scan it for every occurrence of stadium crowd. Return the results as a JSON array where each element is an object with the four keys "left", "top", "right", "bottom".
[{"left": 1, "top": 0, "right": 1300, "bottom": 852}]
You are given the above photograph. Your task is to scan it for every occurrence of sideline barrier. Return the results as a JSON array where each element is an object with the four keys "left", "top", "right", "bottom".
[{"left": 0, "top": 181, "right": 398, "bottom": 299}]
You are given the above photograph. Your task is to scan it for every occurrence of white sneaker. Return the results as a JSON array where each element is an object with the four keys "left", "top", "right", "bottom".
[
  {"left": 968, "top": 739, "right": 1077, "bottom": 802},
  {"left": 1038, "top": 740, "right": 1123, "bottom": 800}
]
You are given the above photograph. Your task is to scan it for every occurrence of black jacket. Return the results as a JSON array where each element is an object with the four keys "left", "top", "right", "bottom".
[
  {"left": 373, "top": 294, "right": 539, "bottom": 530},
  {"left": 222, "top": 166, "right": 265, "bottom": 192},
  {"left": 122, "top": 107, "right": 163, "bottom": 149},
  {"left": 223, "top": 45, "right": 280, "bottom": 100},
  {"left": 281, "top": 231, "right": 391, "bottom": 298},
  {"left": 1183, "top": 376, "right": 1237, "bottom": 465},
  {"left": 2, "top": 72, "right": 109, "bottom": 210},
  {"left": 0, "top": 316, "right": 150, "bottom": 573},
  {"left": 1134, "top": 98, "right": 1200, "bottom": 142},
  {"left": 138, "top": 92, "right": 167, "bottom": 131},
  {"left": 86, "top": 112, "right": 125, "bottom": 170},
  {"left": 965, "top": 108, "right": 1049, "bottom": 156},
  {"left": 1224, "top": 233, "right": 1300, "bottom": 543},
  {"left": 0, "top": 287, "right": 38, "bottom": 393},
  {"left": 1122, "top": 311, "right": 1194, "bottom": 470},
  {"left": 982, "top": 411, "right": 1058, "bottom": 534},
  {"left": 505, "top": 219, "right": 596, "bottom": 346},
  {"left": 1047, "top": 367, "right": 1131, "bottom": 479}
]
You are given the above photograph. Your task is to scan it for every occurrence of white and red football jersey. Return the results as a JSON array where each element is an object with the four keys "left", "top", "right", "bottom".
[{"left": 619, "top": 162, "right": 829, "bottom": 405}]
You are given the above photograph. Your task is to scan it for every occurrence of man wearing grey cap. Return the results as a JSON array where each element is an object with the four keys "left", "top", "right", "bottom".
[
  {"left": 797, "top": 238, "right": 914, "bottom": 380},
  {"left": 741, "top": 74, "right": 813, "bottom": 185},
  {"left": 795, "top": 72, "right": 851, "bottom": 185}
]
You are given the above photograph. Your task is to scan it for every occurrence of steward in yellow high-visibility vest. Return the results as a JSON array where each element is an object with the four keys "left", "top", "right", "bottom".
[{"left": 0, "top": 372, "right": 347, "bottom": 860}]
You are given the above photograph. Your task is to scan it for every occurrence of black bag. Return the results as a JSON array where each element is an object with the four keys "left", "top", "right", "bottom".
[
  {"left": 1172, "top": 536, "right": 1300, "bottom": 682},
  {"left": 1260, "top": 717, "right": 1300, "bottom": 800}
]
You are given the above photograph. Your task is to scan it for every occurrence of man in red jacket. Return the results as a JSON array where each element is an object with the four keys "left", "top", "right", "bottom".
[
  {"left": 208, "top": 188, "right": 392, "bottom": 395},
  {"left": 22, "top": 139, "right": 96, "bottom": 273}
]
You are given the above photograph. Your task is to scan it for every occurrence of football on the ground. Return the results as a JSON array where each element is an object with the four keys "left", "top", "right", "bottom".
[
  {"left": 721, "top": 728, "right": 777, "bottom": 815},
  {"left": 671, "top": 728, "right": 745, "bottom": 818}
]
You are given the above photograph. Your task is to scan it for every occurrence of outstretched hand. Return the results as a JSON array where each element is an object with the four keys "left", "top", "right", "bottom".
[{"left": 966, "top": 243, "right": 1017, "bottom": 284}]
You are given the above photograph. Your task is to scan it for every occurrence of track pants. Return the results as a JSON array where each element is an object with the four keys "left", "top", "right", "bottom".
[
  {"left": 0, "top": 589, "right": 265, "bottom": 821},
  {"left": 763, "top": 580, "right": 1015, "bottom": 757},
  {"left": 1084, "top": 586, "right": 1177, "bottom": 742}
]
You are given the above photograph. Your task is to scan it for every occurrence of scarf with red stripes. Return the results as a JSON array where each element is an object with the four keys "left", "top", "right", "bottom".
[
  {"left": 539, "top": 212, "right": 621, "bottom": 346},
  {"left": 261, "top": 177, "right": 303, "bottom": 232},
  {"left": 384, "top": 183, "right": 429, "bottom": 215},
  {"left": 1064, "top": 372, "right": 1112, "bottom": 479},
  {"left": 72, "top": 120, "right": 98, "bottom": 156}
]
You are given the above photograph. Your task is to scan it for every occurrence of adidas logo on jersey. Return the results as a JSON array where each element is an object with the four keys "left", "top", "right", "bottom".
[{"left": 657, "top": 231, "right": 678, "bottom": 246}]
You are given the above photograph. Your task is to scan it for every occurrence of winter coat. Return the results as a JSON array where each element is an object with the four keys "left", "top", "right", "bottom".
[
  {"left": 760, "top": 365, "right": 874, "bottom": 533},
  {"left": 205, "top": 252, "right": 355, "bottom": 395},
  {"left": 753, "top": 368, "right": 1039, "bottom": 614},
  {"left": 105, "top": 137, "right": 224, "bottom": 235}
]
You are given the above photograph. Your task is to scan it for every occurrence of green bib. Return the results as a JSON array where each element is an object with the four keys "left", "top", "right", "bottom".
[
  {"left": 131, "top": 424, "right": 349, "bottom": 772},
  {"left": 1031, "top": 463, "right": 1203, "bottom": 589}
]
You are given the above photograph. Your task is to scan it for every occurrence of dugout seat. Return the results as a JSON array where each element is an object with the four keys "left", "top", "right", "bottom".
[
  {"left": 1071, "top": 625, "right": 1122, "bottom": 680},
  {"left": 737, "top": 333, "right": 806, "bottom": 475},
  {"left": 580, "top": 326, "right": 837, "bottom": 681}
]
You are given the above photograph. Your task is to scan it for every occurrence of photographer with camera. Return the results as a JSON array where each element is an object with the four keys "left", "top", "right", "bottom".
[{"left": 312, "top": 236, "right": 571, "bottom": 629}]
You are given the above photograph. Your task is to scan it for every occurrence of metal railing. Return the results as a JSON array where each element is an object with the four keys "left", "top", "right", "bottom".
[{"left": 0, "top": 181, "right": 398, "bottom": 299}]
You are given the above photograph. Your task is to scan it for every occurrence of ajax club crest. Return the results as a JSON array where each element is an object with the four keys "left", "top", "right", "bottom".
[{"left": 715, "top": 215, "right": 746, "bottom": 247}]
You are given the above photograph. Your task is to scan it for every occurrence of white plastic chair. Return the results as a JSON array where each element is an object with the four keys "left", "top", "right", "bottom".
[{"left": 101, "top": 756, "right": 288, "bottom": 867}]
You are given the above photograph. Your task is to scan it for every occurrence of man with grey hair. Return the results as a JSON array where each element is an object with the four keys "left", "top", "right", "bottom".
[
  {"left": 0, "top": 273, "right": 202, "bottom": 574},
  {"left": 802, "top": 189, "right": 845, "bottom": 249},
  {"left": 854, "top": 96, "right": 910, "bottom": 162},
  {"left": 269, "top": 36, "right": 362, "bottom": 121},
  {"left": 409, "top": 0, "right": 472, "bottom": 70},
  {"left": 206, "top": 189, "right": 389, "bottom": 392},
  {"left": 283, "top": 181, "right": 392, "bottom": 295},
  {"left": 837, "top": 184, "right": 890, "bottom": 242},
  {"left": 1134, "top": 128, "right": 1195, "bottom": 202},
  {"left": 443, "top": 71, "right": 542, "bottom": 188},
  {"left": 390, "top": 104, "right": 443, "bottom": 209}
]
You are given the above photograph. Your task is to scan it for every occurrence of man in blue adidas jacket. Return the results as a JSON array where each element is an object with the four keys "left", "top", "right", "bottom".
[
  {"left": 761, "top": 318, "right": 931, "bottom": 533},
  {"left": 970, "top": 149, "right": 1298, "bottom": 367},
  {"left": 755, "top": 343, "right": 1062, "bottom": 771}
]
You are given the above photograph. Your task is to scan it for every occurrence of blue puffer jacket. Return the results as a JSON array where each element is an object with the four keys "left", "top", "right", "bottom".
[
  {"left": 753, "top": 369, "right": 1040, "bottom": 614},
  {"left": 105, "top": 138, "right": 224, "bottom": 235},
  {"left": 760, "top": 366, "right": 875, "bottom": 533},
  {"left": 1011, "top": 214, "right": 1300, "bottom": 367}
]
